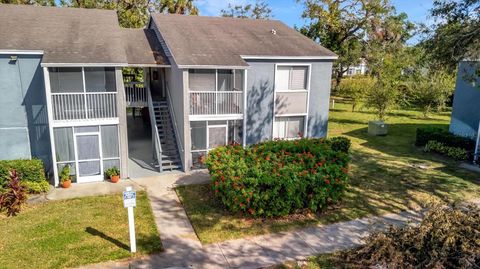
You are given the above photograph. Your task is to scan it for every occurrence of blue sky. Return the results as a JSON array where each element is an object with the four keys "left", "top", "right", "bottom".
[{"left": 196, "top": 0, "right": 434, "bottom": 29}]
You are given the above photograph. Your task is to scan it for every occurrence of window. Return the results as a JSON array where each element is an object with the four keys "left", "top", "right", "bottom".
[
  {"left": 276, "top": 66, "right": 308, "bottom": 91},
  {"left": 49, "top": 67, "right": 83, "bottom": 93},
  {"left": 189, "top": 69, "right": 244, "bottom": 92},
  {"left": 189, "top": 69, "right": 215, "bottom": 91},
  {"left": 84, "top": 67, "right": 116, "bottom": 92},
  {"left": 190, "top": 120, "right": 243, "bottom": 169},
  {"left": 273, "top": 116, "right": 305, "bottom": 139}
]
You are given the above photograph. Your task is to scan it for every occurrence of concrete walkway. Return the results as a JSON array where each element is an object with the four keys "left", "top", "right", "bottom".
[{"left": 79, "top": 171, "right": 429, "bottom": 269}]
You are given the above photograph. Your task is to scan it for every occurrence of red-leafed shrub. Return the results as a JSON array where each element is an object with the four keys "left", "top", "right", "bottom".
[
  {"left": 206, "top": 138, "right": 351, "bottom": 217},
  {"left": 0, "top": 170, "right": 28, "bottom": 217}
]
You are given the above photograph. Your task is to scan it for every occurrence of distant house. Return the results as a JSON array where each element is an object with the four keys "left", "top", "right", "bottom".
[
  {"left": 345, "top": 58, "right": 367, "bottom": 76},
  {"left": 449, "top": 61, "right": 480, "bottom": 140},
  {"left": 0, "top": 4, "right": 337, "bottom": 186}
]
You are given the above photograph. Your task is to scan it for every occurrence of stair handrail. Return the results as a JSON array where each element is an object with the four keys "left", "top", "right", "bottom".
[
  {"left": 147, "top": 87, "right": 163, "bottom": 173},
  {"left": 166, "top": 82, "right": 185, "bottom": 157}
]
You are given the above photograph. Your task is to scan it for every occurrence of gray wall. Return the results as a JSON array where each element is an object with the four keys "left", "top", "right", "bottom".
[
  {"left": 0, "top": 55, "right": 51, "bottom": 170},
  {"left": 449, "top": 61, "right": 480, "bottom": 138},
  {"left": 245, "top": 59, "right": 334, "bottom": 144},
  {"left": 308, "top": 61, "right": 333, "bottom": 137},
  {"left": 165, "top": 64, "right": 188, "bottom": 170}
]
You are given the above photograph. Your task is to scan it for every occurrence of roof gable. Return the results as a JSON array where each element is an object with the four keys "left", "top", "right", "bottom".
[{"left": 151, "top": 14, "right": 337, "bottom": 67}]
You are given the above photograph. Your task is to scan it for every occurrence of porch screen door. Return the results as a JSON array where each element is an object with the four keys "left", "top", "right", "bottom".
[
  {"left": 208, "top": 124, "right": 228, "bottom": 149},
  {"left": 75, "top": 133, "right": 103, "bottom": 183}
]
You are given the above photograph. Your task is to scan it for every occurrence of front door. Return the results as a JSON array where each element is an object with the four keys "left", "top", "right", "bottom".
[{"left": 75, "top": 132, "right": 103, "bottom": 183}]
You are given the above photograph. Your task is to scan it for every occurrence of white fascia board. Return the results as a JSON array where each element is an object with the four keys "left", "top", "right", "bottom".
[
  {"left": 241, "top": 55, "right": 338, "bottom": 60},
  {"left": 0, "top": 50, "right": 44, "bottom": 55},
  {"left": 126, "top": 64, "right": 171, "bottom": 68},
  {"left": 41, "top": 63, "right": 129, "bottom": 67},
  {"left": 177, "top": 64, "right": 250, "bottom": 70}
]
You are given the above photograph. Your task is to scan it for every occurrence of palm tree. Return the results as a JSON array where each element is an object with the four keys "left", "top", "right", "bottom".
[{"left": 160, "top": 0, "right": 198, "bottom": 15}]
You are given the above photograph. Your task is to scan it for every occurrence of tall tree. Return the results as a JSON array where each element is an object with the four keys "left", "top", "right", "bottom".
[
  {"left": 0, "top": 0, "right": 55, "bottom": 5},
  {"left": 221, "top": 0, "right": 272, "bottom": 19},
  {"left": 60, "top": 0, "right": 199, "bottom": 28},
  {"left": 159, "top": 0, "right": 198, "bottom": 15},
  {"left": 422, "top": 0, "right": 480, "bottom": 72},
  {"left": 298, "top": 0, "right": 389, "bottom": 88}
]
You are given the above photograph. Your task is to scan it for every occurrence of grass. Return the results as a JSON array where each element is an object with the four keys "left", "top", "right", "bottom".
[
  {"left": 0, "top": 191, "right": 162, "bottom": 269},
  {"left": 176, "top": 103, "right": 480, "bottom": 244}
]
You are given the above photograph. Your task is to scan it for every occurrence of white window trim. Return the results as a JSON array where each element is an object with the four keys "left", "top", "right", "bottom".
[
  {"left": 273, "top": 115, "right": 307, "bottom": 140},
  {"left": 273, "top": 63, "right": 311, "bottom": 138}
]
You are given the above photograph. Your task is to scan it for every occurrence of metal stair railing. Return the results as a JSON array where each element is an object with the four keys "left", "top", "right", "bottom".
[
  {"left": 147, "top": 87, "right": 163, "bottom": 172},
  {"left": 166, "top": 82, "right": 184, "bottom": 170}
]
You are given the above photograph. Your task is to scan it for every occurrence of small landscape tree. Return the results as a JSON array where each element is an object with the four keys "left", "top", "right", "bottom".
[
  {"left": 412, "top": 70, "right": 455, "bottom": 118},
  {"left": 365, "top": 79, "right": 398, "bottom": 121},
  {"left": 338, "top": 76, "right": 376, "bottom": 112}
]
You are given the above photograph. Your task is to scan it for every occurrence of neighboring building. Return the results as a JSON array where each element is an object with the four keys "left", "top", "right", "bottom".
[
  {"left": 0, "top": 4, "right": 337, "bottom": 186},
  {"left": 345, "top": 58, "right": 367, "bottom": 76},
  {"left": 449, "top": 60, "right": 480, "bottom": 139}
]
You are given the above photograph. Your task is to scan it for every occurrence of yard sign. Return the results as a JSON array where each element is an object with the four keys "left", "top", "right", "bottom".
[{"left": 123, "top": 186, "right": 137, "bottom": 253}]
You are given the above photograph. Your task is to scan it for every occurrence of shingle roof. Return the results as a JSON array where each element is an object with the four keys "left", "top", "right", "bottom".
[
  {"left": 0, "top": 4, "right": 128, "bottom": 64},
  {"left": 151, "top": 14, "right": 337, "bottom": 67},
  {"left": 122, "top": 29, "right": 169, "bottom": 66}
]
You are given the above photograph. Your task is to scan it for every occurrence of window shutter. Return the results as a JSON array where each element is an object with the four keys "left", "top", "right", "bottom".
[
  {"left": 276, "top": 66, "right": 290, "bottom": 91},
  {"left": 289, "top": 67, "right": 307, "bottom": 90}
]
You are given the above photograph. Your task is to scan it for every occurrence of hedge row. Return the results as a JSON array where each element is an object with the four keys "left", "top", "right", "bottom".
[
  {"left": 0, "top": 159, "right": 49, "bottom": 193},
  {"left": 415, "top": 127, "right": 475, "bottom": 150},
  {"left": 424, "top": 140, "right": 469, "bottom": 160},
  {"left": 206, "top": 137, "right": 351, "bottom": 217}
]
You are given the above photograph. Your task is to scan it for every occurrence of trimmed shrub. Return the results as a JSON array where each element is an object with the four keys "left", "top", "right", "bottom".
[
  {"left": 0, "top": 159, "right": 49, "bottom": 193},
  {"left": 339, "top": 203, "right": 480, "bottom": 268},
  {"left": 206, "top": 138, "right": 351, "bottom": 217},
  {"left": 328, "top": 136, "right": 351, "bottom": 153},
  {"left": 415, "top": 127, "right": 475, "bottom": 150},
  {"left": 424, "top": 140, "right": 469, "bottom": 160}
]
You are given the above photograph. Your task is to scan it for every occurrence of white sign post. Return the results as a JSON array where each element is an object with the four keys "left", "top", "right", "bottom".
[{"left": 123, "top": 186, "right": 137, "bottom": 253}]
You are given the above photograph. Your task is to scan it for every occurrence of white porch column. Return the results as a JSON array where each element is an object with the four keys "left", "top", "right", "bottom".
[
  {"left": 116, "top": 67, "right": 129, "bottom": 179},
  {"left": 43, "top": 67, "right": 59, "bottom": 186}
]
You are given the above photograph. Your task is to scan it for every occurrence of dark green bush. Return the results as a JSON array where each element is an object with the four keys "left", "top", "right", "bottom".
[
  {"left": 0, "top": 159, "right": 49, "bottom": 193},
  {"left": 206, "top": 138, "right": 351, "bottom": 217},
  {"left": 415, "top": 127, "right": 475, "bottom": 150},
  {"left": 328, "top": 136, "right": 351, "bottom": 153},
  {"left": 340, "top": 203, "right": 480, "bottom": 268}
]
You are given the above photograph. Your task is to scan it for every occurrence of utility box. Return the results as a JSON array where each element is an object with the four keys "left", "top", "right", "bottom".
[{"left": 368, "top": 121, "right": 388, "bottom": 136}]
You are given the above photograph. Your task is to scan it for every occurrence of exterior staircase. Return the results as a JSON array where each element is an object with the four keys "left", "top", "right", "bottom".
[{"left": 152, "top": 100, "right": 182, "bottom": 171}]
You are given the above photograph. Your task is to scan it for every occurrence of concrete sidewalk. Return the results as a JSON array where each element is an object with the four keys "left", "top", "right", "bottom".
[{"left": 79, "top": 170, "right": 427, "bottom": 269}]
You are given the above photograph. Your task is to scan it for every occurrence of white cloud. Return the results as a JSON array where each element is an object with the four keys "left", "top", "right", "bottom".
[{"left": 196, "top": 0, "right": 250, "bottom": 16}]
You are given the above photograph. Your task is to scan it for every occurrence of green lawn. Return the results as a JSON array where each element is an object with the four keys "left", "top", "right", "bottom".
[
  {"left": 176, "top": 103, "right": 480, "bottom": 244},
  {"left": 0, "top": 191, "right": 162, "bottom": 269}
]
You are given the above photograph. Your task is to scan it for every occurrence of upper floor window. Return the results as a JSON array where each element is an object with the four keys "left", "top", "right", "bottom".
[
  {"left": 189, "top": 69, "right": 243, "bottom": 92},
  {"left": 49, "top": 67, "right": 116, "bottom": 93},
  {"left": 49, "top": 67, "right": 118, "bottom": 121},
  {"left": 189, "top": 69, "right": 244, "bottom": 116},
  {"left": 276, "top": 66, "right": 308, "bottom": 91}
]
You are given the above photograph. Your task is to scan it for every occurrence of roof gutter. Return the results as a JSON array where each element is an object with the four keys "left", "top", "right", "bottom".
[
  {"left": 176, "top": 64, "right": 250, "bottom": 70},
  {"left": 41, "top": 63, "right": 129, "bottom": 67},
  {"left": 241, "top": 55, "right": 338, "bottom": 60},
  {"left": 0, "top": 49, "right": 44, "bottom": 55}
]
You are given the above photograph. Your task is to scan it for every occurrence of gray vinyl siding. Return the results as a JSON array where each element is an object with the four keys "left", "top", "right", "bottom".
[
  {"left": 0, "top": 55, "right": 52, "bottom": 171},
  {"left": 449, "top": 61, "right": 480, "bottom": 138},
  {"left": 245, "top": 59, "right": 334, "bottom": 144}
]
